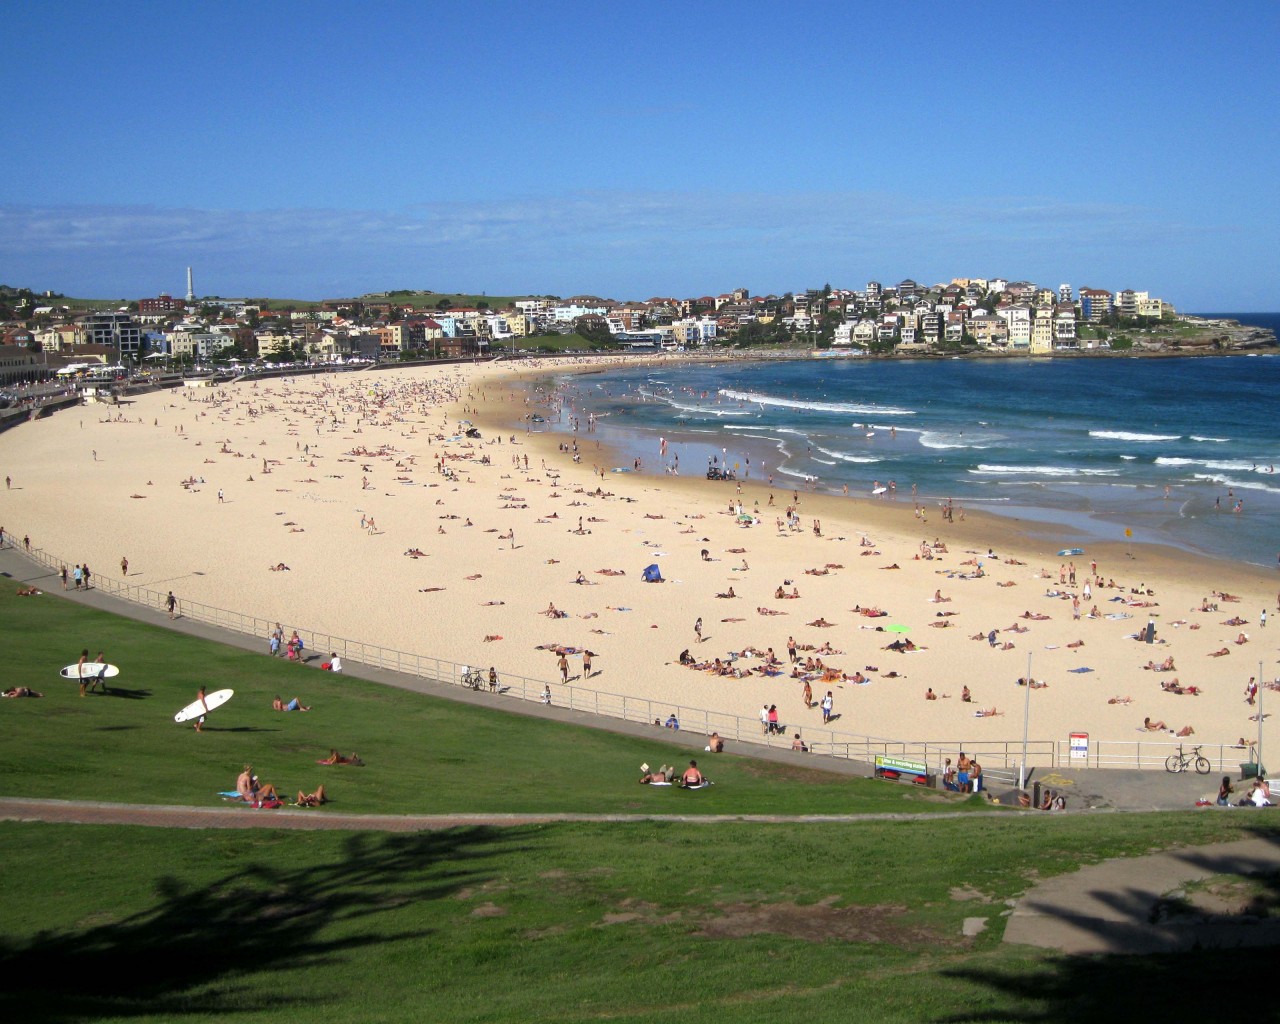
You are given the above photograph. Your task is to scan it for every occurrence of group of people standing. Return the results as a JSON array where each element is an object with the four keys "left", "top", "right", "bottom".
[{"left": 59, "top": 563, "right": 92, "bottom": 590}]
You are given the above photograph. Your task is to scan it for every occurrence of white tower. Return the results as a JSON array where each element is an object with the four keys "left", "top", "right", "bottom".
[{"left": 186, "top": 267, "right": 194, "bottom": 304}]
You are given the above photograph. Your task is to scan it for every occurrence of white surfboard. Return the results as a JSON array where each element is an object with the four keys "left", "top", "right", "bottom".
[
  {"left": 872, "top": 486, "right": 888, "bottom": 495},
  {"left": 174, "top": 688, "right": 234, "bottom": 723},
  {"left": 59, "top": 662, "right": 120, "bottom": 680}
]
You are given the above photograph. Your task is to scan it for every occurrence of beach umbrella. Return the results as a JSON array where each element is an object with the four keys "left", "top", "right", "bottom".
[{"left": 886, "top": 624, "right": 910, "bottom": 633}]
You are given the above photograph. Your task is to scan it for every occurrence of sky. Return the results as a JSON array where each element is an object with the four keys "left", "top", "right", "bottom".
[{"left": 2, "top": 1, "right": 1277, "bottom": 309}]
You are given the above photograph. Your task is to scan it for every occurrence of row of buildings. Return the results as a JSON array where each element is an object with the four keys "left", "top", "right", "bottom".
[{"left": 0, "top": 278, "right": 1174, "bottom": 380}]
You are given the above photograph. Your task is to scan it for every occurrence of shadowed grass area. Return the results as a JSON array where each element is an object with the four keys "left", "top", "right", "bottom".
[
  {"left": 0, "top": 591, "right": 972, "bottom": 815},
  {"left": 2, "top": 816, "right": 1278, "bottom": 1023}
]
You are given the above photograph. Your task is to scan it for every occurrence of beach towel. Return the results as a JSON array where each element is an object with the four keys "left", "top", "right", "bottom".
[
  {"left": 1067, "top": 667, "right": 1095, "bottom": 673},
  {"left": 217, "top": 791, "right": 243, "bottom": 799}
]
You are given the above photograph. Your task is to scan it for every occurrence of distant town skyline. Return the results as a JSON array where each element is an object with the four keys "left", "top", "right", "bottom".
[{"left": 2, "top": 1, "right": 1277, "bottom": 310}]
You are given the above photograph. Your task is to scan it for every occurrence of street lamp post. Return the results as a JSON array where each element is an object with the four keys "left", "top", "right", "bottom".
[{"left": 1018, "top": 652, "right": 1033, "bottom": 790}]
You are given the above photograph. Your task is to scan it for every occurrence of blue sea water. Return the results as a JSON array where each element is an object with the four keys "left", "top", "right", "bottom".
[{"left": 537, "top": 348, "right": 1280, "bottom": 568}]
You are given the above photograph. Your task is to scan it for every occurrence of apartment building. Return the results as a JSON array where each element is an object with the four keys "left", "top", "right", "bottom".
[{"left": 1079, "top": 288, "right": 1114, "bottom": 322}]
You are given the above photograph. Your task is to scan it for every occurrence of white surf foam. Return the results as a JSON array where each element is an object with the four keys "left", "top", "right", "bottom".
[
  {"left": 971, "top": 464, "right": 1121, "bottom": 478},
  {"left": 1089, "top": 430, "right": 1181, "bottom": 442},
  {"left": 718, "top": 389, "right": 916, "bottom": 417},
  {"left": 1190, "top": 474, "right": 1280, "bottom": 494},
  {"left": 811, "top": 444, "right": 881, "bottom": 464}
]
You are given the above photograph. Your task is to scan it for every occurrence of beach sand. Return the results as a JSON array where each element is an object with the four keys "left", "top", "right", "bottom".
[{"left": 1, "top": 358, "right": 1275, "bottom": 767}]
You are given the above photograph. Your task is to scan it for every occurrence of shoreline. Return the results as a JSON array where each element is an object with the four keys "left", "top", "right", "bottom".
[{"left": 1, "top": 356, "right": 1275, "bottom": 767}]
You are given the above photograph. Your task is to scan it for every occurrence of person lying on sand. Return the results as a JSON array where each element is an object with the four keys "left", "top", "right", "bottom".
[
  {"left": 1016, "top": 678, "right": 1049, "bottom": 689},
  {"left": 973, "top": 707, "right": 1002, "bottom": 717},
  {"left": 807, "top": 618, "right": 835, "bottom": 627},
  {"left": 1108, "top": 696, "right": 1133, "bottom": 705},
  {"left": 715, "top": 587, "right": 737, "bottom": 599},
  {"left": 269, "top": 563, "right": 290, "bottom": 571},
  {"left": 1142, "top": 717, "right": 1170, "bottom": 731},
  {"left": 757, "top": 607, "right": 785, "bottom": 616},
  {"left": 1209, "top": 648, "right": 1231, "bottom": 657}
]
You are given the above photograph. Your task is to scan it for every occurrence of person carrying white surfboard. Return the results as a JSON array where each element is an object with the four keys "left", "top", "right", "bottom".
[
  {"left": 194, "top": 685, "right": 209, "bottom": 732},
  {"left": 86, "top": 649, "right": 109, "bottom": 695}
]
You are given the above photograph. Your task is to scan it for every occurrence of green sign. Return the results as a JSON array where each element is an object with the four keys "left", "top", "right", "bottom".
[{"left": 875, "top": 754, "right": 927, "bottom": 775}]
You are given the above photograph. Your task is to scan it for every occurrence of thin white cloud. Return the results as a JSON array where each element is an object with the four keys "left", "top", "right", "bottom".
[{"left": 0, "top": 191, "right": 1231, "bottom": 303}]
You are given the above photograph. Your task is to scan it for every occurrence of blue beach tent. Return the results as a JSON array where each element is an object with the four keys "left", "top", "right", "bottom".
[{"left": 642, "top": 563, "right": 663, "bottom": 583}]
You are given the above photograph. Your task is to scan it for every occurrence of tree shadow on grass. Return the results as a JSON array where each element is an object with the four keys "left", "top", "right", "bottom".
[
  {"left": 0, "top": 825, "right": 528, "bottom": 1022},
  {"left": 936, "top": 826, "right": 1280, "bottom": 1022}
]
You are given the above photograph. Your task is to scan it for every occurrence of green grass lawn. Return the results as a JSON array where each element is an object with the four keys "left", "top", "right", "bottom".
[
  {"left": 2, "top": 814, "right": 1276, "bottom": 1023},
  {"left": 0, "top": 592, "right": 972, "bottom": 816}
]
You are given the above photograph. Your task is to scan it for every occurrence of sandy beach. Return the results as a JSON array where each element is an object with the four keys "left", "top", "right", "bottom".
[{"left": 1, "top": 357, "right": 1276, "bottom": 766}]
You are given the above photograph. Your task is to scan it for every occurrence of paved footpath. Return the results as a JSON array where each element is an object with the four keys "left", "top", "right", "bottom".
[{"left": 1003, "top": 835, "right": 1280, "bottom": 954}]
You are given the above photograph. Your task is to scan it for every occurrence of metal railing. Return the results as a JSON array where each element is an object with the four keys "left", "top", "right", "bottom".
[{"left": 1069, "top": 739, "right": 1258, "bottom": 773}]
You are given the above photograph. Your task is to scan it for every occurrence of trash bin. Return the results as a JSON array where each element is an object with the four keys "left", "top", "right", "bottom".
[{"left": 1240, "top": 762, "right": 1267, "bottom": 780}]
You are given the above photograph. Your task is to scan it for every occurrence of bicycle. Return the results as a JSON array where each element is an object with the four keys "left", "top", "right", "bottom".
[
  {"left": 460, "top": 667, "right": 484, "bottom": 690},
  {"left": 1165, "top": 744, "right": 1211, "bottom": 775}
]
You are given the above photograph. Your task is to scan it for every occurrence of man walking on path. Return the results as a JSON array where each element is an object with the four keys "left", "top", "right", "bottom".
[{"left": 166, "top": 591, "right": 178, "bottom": 619}]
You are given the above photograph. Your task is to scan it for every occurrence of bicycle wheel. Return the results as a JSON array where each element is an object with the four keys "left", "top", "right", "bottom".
[
  {"left": 1194, "top": 756, "right": 1212, "bottom": 775},
  {"left": 1164, "top": 754, "right": 1184, "bottom": 773}
]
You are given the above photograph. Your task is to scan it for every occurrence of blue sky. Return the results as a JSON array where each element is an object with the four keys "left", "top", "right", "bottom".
[{"left": 3, "top": 1, "right": 1277, "bottom": 308}]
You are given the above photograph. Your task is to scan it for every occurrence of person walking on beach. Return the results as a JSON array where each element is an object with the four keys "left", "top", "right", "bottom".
[
  {"left": 821, "top": 691, "right": 834, "bottom": 724},
  {"left": 582, "top": 650, "right": 593, "bottom": 678},
  {"left": 166, "top": 591, "right": 178, "bottom": 619},
  {"left": 120, "top": 556, "right": 128, "bottom": 577},
  {"left": 558, "top": 653, "right": 569, "bottom": 683},
  {"left": 694, "top": 617, "right": 703, "bottom": 644}
]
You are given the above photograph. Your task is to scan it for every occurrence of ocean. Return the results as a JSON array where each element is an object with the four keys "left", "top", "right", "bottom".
[{"left": 536, "top": 344, "right": 1280, "bottom": 569}]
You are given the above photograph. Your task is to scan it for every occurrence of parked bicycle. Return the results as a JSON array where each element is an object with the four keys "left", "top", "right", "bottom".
[
  {"left": 460, "top": 666, "right": 484, "bottom": 690},
  {"left": 1164, "top": 744, "right": 1211, "bottom": 775}
]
